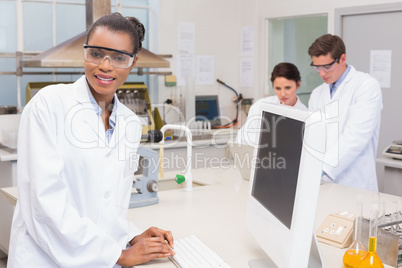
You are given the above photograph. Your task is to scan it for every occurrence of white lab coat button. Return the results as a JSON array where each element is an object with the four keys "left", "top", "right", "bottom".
[{"left": 104, "top": 192, "right": 110, "bottom": 199}]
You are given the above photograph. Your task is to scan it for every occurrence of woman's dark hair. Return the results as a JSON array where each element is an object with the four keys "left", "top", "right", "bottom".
[
  {"left": 308, "top": 34, "right": 346, "bottom": 60},
  {"left": 85, "top": 12, "right": 145, "bottom": 54},
  {"left": 270, "top": 62, "right": 301, "bottom": 84}
]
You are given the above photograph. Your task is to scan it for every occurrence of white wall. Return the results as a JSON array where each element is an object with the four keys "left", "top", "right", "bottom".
[{"left": 157, "top": 0, "right": 244, "bottom": 124}]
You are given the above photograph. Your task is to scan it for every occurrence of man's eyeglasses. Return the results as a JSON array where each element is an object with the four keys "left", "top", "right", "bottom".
[
  {"left": 83, "top": 44, "right": 135, "bottom": 69},
  {"left": 310, "top": 58, "right": 339, "bottom": 73}
]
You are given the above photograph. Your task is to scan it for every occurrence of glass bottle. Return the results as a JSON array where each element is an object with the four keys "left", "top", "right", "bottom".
[
  {"left": 343, "top": 195, "right": 367, "bottom": 268},
  {"left": 360, "top": 203, "right": 384, "bottom": 268}
]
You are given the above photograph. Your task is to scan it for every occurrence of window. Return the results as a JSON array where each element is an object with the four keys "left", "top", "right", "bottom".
[{"left": 0, "top": 0, "right": 154, "bottom": 107}]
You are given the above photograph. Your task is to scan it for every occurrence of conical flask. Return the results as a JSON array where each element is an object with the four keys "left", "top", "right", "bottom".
[
  {"left": 343, "top": 195, "right": 367, "bottom": 268},
  {"left": 360, "top": 203, "right": 384, "bottom": 268}
]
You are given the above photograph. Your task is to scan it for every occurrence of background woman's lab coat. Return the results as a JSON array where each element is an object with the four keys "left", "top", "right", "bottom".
[
  {"left": 236, "top": 95, "right": 307, "bottom": 145},
  {"left": 8, "top": 76, "right": 143, "bottom": 267},
  {"left": 309, "top": 66, "right": 383, "bottom": 192}
]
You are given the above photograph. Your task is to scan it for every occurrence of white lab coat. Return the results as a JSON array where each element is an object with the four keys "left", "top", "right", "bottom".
[
  {"left": 236, "top": 95, "right": 307, "bottom": 145},
  {"left": 8, "top": 76, "right": 143, "bottom": 267},
  {"left": 309, "top": 66, "right": 382, "bottom": 191}
]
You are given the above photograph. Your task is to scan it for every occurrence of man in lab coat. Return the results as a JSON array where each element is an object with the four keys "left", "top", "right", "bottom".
[{"left": 308, "top": 34, "right": 382, "bottom": 191}]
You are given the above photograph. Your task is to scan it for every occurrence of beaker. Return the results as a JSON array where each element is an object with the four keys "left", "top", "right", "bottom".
[
  {"left": 343, "top": 195, "right": 367, "bottom": 268},
  {"left": 360, "top": 203, "right": 384, "bottom": 268}
]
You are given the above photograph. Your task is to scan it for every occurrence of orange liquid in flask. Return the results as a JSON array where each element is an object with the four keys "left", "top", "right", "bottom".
[{"left": 343, "top": 249, "right": 367, "bottom": 268}]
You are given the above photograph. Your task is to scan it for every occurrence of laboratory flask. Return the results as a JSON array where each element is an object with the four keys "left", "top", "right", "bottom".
[
  {"left": 343, "top": 195, "right": 367, "bottom": 268},
  {"left": 360, "top": 204, "right": 384, "bottom": 268}
]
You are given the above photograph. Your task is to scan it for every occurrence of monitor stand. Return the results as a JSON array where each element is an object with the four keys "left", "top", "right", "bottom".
[{"left": 248, "top": 234, "right": 323, "bottom": 268}]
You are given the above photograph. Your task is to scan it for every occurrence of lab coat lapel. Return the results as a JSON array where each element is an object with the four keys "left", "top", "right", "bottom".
[
  {"left": 73, "top": 76, "right": 107, "bottom": 146},
  {"left": 331, "top": 66, "right": 356, "bottom": 100},
  {"left": 106, "top": 98, "right": 143, "bottom": 157},
  {"left": 107, "top": 103, "right": 126, "bottom": 153},
  {"left": 82, "top": 109, "right": 107, "bottom": 147}
]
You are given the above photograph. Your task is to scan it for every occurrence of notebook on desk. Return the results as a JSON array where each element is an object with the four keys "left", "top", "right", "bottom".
[{"left": 228, "top": 140, "right": 255, "bottom": 181}]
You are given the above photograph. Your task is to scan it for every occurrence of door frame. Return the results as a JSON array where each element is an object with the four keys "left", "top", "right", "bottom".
[{"left": 335, "top": 2, "right": 402, "bottom": 36}]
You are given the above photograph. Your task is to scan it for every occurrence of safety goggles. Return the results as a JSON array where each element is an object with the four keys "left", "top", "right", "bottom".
[
  {"left": 310, "top": 58, "right": 339, "bottom": 73},
  {"left": 83, "top": 44, "right": 135, "bottom": 69}
]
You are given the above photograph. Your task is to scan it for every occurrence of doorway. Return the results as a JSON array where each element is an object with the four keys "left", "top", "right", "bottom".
[{"left": 268, "top": 14, "right": 328, "bottom": 106}]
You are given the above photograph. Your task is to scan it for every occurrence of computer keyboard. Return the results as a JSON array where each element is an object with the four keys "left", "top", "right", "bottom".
[{"left": 169, "top": 235, "right": 231, "bottom": 268}]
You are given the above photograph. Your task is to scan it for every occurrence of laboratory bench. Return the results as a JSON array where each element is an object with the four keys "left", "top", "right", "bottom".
[
  {"left": 377, "top": 156, "right": 402, "bottom": 196},
  {"left": 1, "top": 166, "right": 399, "bottom": 268},
  {"left": 0, "top": 147, "right": 17, "bottom": 257},
  {"left": 141, "top": 129, "right": 236, "bottom": 170}
]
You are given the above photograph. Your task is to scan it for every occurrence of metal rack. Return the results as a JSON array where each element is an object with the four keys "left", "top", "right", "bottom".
[{"left": 361, "top": 216, "right": 402, "bottom": 267}]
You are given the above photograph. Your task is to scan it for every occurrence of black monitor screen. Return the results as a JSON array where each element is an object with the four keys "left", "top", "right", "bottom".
[
  {"left": 195, "top": 96, "right": 219, "bottom": 121},
  {"left": 251, "top": 110, "right": 304, "bottom": 229}
]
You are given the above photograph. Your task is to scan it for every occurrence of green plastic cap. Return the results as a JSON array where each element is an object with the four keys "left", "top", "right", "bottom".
[{"left": 175, "top": 174, "right": 185, "bottom": 184}]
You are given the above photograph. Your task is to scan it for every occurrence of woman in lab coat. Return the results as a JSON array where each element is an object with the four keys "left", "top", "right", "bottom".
[
  {"left": 8, "top": 13, "right": 174, "bottom": 267},
  {"left": 236, "top": 62, "right": 307, "bottom": 145}
]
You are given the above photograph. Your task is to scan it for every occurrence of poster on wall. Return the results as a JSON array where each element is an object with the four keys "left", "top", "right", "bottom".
[
  {"left": 370, "top": 50, "right": 392, "bottom": 88},
  {"left": 240, "top": 57, "right": 254, "bottom": 88},
  {"left": 196, "top": 55, "right": 214, "bottom": 86},
  {"left": 241, "top": 26, "right": 254, "bottom": 56},
  {"left": 178, "top": 22, "right": 195, "bottom": 54},
  {"left": 177, "top": 54, "right": 195, "bottom": 86}
]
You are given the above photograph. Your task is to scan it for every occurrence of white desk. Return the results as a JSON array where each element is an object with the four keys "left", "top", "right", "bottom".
[
  {"left": 1, "top": 167, "right": 398, "bottom": 268},
  {"left": 377, "top": 157, "right": 402, "bottom": 196},
  {"left": 128, "top": 168, "right": 397, "bottom": 268}
]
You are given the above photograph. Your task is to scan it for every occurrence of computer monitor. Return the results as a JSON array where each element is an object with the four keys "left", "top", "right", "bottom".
[
  {"left": 195, "top": 95, "right": 221, "bottom": 126},
  {"left": 245, "top": 102, "right": 326, "bottom": 268}
]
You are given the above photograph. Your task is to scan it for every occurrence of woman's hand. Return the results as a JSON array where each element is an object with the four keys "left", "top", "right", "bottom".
[
  {"left": 117, "top": 227, "right": 175, "bottom": 266},
  {"left": 131, "top": 226, "right": 174, "bottom": 248}
]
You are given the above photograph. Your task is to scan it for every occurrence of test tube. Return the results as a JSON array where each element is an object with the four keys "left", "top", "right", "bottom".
[
  {"left": 392, "top": 199, "right": 402, "bottom": 234},
  {"left": 378, "top": 194, "right": 392, "bottom": 232}
]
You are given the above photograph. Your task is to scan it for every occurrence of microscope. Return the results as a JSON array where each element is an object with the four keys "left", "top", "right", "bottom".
[{"left": 129, "top": 130, "right": 163, "bottom": 208}]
